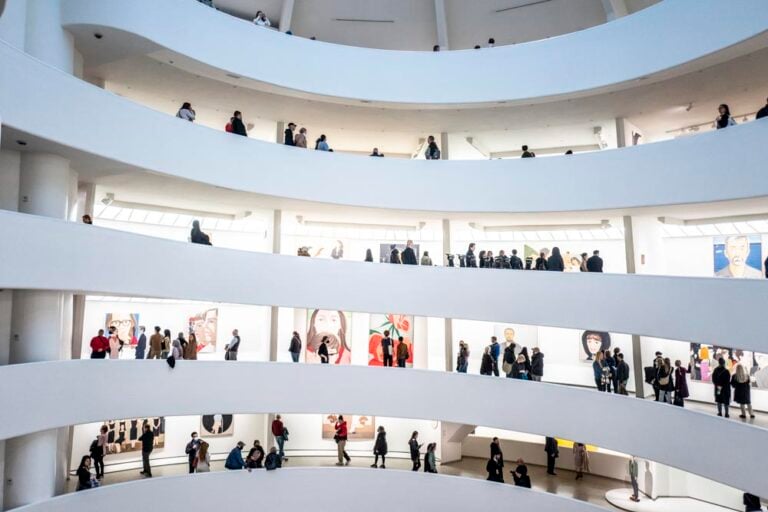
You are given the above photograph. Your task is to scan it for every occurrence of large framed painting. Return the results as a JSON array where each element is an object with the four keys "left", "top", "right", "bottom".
[
  {"left": 306, "top": 309, "right": 351, "bottom": 364},
  {"left": 201, "top": 414, "right": 234, "bottom": 437},
  {"left": 713, "top": 235, "right": 762, "bottom": 278},
  {"left": 368, "top": 314, "right": 414, "bottom": 367},
  {"left": 102, "top": 417, "right": 164, "bottom": 454},
  {"left": 579, "top": 331, "right": 611, "bottom": 362},
  {"left": 188, "top": 308, "right": 218, "bottom": 353},
  {"left": 321, "top": 414, "right": 375, "bottom": 440},
  {"left": 105, "top": 313, "right": 139, "bottom": 352}
]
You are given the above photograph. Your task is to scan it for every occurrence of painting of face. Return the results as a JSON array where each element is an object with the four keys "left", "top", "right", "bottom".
[
  {"left": 306, "top": 309, "right": 350, "bottom": 364},
  {"left": 105, "top": 313, "right": 139, "bottom": 347},
  {"left": 188, "top": 308, "right": 218, "bottom": 353},
  {"left": 580, "top": 331, "right": 611, "bottom": 361},
  {"left": 714, "top": 235, "right": 763, "bottom": 278},
  {"left": 321, "top": 414, "right": 375, "bottom": 440}
]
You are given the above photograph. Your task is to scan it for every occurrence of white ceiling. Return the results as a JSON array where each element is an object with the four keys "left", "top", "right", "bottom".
[{"left": 211, "top": 0, "right": 659, "bottom": 51}]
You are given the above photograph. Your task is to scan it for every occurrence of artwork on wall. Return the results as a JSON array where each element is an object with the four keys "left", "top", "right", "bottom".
[
  {"left": 105, "top": 313, "right": 139, "bottom": 350},
  {"left": 306, "top": 309, "right": 351, "bottom": 364},
  {"left": 188, "top": 308, "right": 218, "bottom": 353},
  {"left": 321, "top": 414, "right": 375, "bottom": 440},
  {"left": 200, "top": 414, "right": 234, "bottom": 437},
  {"left": 102, "top": 417, "right": 164, "bottom": 454},
  {"left": 368, "top": 314, "right": 414, "bottom": 367},
  {"left": 713, "top": 235, "right": 763, "bottom": 278},
  {"left": 579, "top": 331, "right": 611, "bottom": 361},
  {"left": 494, "top": 324, "right": 539, "bottom": 353},
  {"left": 690, "top": 343, "right": 768, "bottom": 388},
  {"left": 379, "top": 243, "right": 420, "bottom": 264}
]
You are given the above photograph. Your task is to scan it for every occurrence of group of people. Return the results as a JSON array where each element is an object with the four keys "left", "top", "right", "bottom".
[
  {"left": 592, "top": 348, "right": 632, "bottom": 395},
  {"left": 471, "top": 337, "right": 546, "bottom": 382},
  {"left": 88, "top": 326, "right": 242, "bottom": 361},
  {"left": 450, "top": 244, "right": 604, "bottom": 272}
]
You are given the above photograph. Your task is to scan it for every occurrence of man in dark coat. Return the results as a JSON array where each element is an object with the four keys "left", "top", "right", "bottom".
[
  {"left": 711, "top": 358, "right": 731, "bottom": 418},
  {"left": 284, "top": 122, "right": 296, "bottom": 145},
  {"left": 530, "top": 348, "right": 544, "bottom": 381},
  {"left": 616, "top": 353, "right": 630, "bottom": 395},
  {"left": 401, "top": 240, "right": 418, "bottom": 265},
  {"left": 509, "top": 249, "right": 523, "bottom": 269},
  {"left": 134, "top": 326, "right": 147, "bottom": 359},
  {"left": 586, "top": 250, "right": 604, "bottom": 272},
  {"left": 465, "top": 243, "right": 477, "bottom": 268},
  {"left": 486, "top": 453, "right": 504, "bottom": 482},
  {"left": 288, "top": 331, "right": 302, "bottom": 362},
  {"left": 489, "top": 437, "right": 503, "bottom": 467},
  {"left": 231, "top": 111, "right": 247, "bottom": 137},
  {"left": 544, "top": 437, "right": 559, "bottom": 475}
]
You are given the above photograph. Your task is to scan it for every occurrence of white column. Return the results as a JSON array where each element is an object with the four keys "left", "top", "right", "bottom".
[
  {"left": 268, "top": 210, "right": 282, "bottom": 363},
  {"left": 440, "top": 132, "right": 449, "bottom": 160},
  {"left": 434, "top": 0, "right": 449, "bottom": 50},
  {"left": 278, "top": 0, "right": 295, "bottom": 33},
  {"left": 24, "top": 0, "right": 74, "bottom": 73},
  {"left": 601, "top": 0, "right": 629, "bottom": 20},
  {"left": 623, "top": 216, "right": 647, "bottom": 399},
  {"left": 4, "top": 153, "right": 75, "bottom": 509},
  {"left": 275, "top": 121, "right": 285, "bottom": 145},
  {"left": 442, "top": 219, "right": 453, "bottom": 372},
  {"left": 0, "top": 149, "right": 20, "bottom": 213}
]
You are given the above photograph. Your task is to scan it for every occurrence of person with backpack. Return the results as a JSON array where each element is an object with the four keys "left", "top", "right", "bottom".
[
  {"left": 271, "top": 415, "right": 289, "bottom": 461},
  {"left": 425, "top": 135, "right": 441, "bottom": 160},
  {"left": 380, "top": 330, "right": 393, "bottom": 367},
  {"left": 396, "top": 336, "right": 410, "bottom": 367},
  {"left": 229, "top": 111, "right": 247, "bottom": 136},
  {"left": 655, "top": 358, "right": 674, "bottom": 404},
  {"left": 90, "top": 425, "right": 108, "bottom": 480},
  {"left": 502, "top": 342, "right": 516, "bottom": 377}
]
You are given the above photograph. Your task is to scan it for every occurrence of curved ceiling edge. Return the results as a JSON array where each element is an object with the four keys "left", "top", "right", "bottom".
[
  {"left": 2, "top": 362, "right": 766, "bottom": 497},
  {"left": 13, "top": 468, "right": 605, "bottom": 512},
  {"left": 1, "top": 211, "right": 768, "bottom": 351},
  {"left": 60, "top": 0, "right": 768, "bottom": 106},
  {"left": 3, "top": 43, "right": 768, "bottom": 213}
]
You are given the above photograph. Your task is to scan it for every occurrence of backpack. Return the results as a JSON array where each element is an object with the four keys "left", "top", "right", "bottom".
[
  {"left": 225, "top": 122, "right": 233, "bottom": 133},
  {"left": 90, "top": 439, "right": 99, "bottom": 453}
]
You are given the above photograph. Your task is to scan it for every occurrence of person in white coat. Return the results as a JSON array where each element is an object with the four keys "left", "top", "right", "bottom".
[{"left": 253, "top": 11, "right": 271, "bottom": 27}]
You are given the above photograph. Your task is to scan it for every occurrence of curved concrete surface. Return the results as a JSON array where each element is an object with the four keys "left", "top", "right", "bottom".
[
  {"left": 60, "top": 0, "right": 768, "bottom": 106},
  {"left": 1, "top": 361, "right": 766, "bottom": 497},
  {"left": 1, "top": 211, "right": 768, "bottom": 350},
  {"left": 3, "top": 43, "right": 768, "bottom": 213}
]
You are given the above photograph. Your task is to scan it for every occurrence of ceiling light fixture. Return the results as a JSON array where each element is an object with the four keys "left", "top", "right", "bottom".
[
  {"left": 471, "top": 220, "right": 611, "bottom": 232},
  {"left": 296, "top": 216, "right": 425, "bottom": 231},
  {"left": 99, "top": 194, "right": 249, "bottom": 220},
  {"left": 658, "top": 213, "right": 768, "bottom": 226}
]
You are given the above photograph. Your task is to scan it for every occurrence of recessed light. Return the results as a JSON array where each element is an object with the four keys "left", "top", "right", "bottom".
[
  {"left": 94, "top": 33, "right": 103, "bottom": 39},
  {"left": 16, "top": 140, "right": 27, "bottom": 146},
  {"left": 226, "top": 73, "right": 241, "bottom": 79}
]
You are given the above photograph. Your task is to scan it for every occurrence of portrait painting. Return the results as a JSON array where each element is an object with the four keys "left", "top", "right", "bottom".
[
  {"left": 188, "top": 308, "right": 218, "bottom": 353},
  {"left": 306, "top": 309, "right": 351, "bottom": 364},
  {"left": 200, "top": 414, "right": 234, "bottom": 437}
]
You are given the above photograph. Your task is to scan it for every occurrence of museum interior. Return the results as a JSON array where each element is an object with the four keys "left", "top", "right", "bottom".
[{"left": 1, "top": 0, "right": 768, "bottom": 511}]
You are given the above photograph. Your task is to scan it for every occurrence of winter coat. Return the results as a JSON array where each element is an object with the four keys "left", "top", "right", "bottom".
[
  {"left": 711, "top": 366, "right": 731, "bottom": 404},
  {"left": 531, "top": 352, "right": 544, "bottom": 377},
  {"left": 374, "top": 431, "right": 388, "bottom": 455},
  {"left": 731, "top": 375, "right": 751, "bottom": 405}
]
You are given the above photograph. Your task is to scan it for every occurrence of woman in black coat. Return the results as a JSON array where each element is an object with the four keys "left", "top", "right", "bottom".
[
  {"left": 731, "top": 364, "right": 755, "bottom": 419},
  {"left": 480, "top": 347, "right": 493, "bottom": 376},
  {"left": 371, "top": 426, "right": 388, "bottom": 468},
  {"left": 190, "top": 220, "right": 212, "bottom": 245},
  {"left": 547, "top": 247, "right": 565, "bottom": 271},
  {"left": 711, "top": 358, "right": 731, "bottom": 418},
  {"left": 486, "top": 453, "right": 504, "bottom": 482},
  {"left": 489, "top": 437, "right": 503, "bottom": 467}
]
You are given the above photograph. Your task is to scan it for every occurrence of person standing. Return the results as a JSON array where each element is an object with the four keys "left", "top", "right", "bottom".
[
  {"left": 284, "top": 122, "right": 296, "bottom": 146},
  {"left": 732, "top": 364, "right": 755, "bottom": 419},
  {"left": 574, "top": 442, "right": 590, "bottom": 480},
  {"left": 480, "top": 346, "right": 493, "bottom": 376},
  {"left": 712, "top": 358, "right": 732, "bottom": 417},
  {"left": 420, "top": 251, "right": 432, "bottom": 266},
  {"left": 547, "top": 247, "right": 565, "bottom": 271},
  {"left": 616, "top": 353, "right": 630, "bottom": 395},
  {"left": 628, "top": 456, "right": 640, "bottom": 502},
  {"left": 161, "top": 329, "right": 172, "bottom": 359},
  {"left": 715, "top": 104, "right": 736, "bottom": 129},
  {"left": 593, "top": 351, "right": 606, "bottom": 391},
  {"left": 456, "top": 341, "right": 469, "bottom": 373},
  {"left": 138, "top": 423, "right": 154, "bottom": 477},
  {"left": 396, "top": 337, "right": 410, "bottom": 368},
  {"left": 743, "top": 492, "right": 763, "bottom": 511},
  {"left": 401, "top": 240, "right": 418, "bottom": 265},
  {"left": 334, "top": 415, "right": 350, "bottom": 466},
  {"left": 318, "top": 336, "right": 330, "bottom": 364},
  {"left": 185, "top": 333, "right": 198, "bottom": 360},
  {"left": 530, "top": 347, "right": 544, "bottom": 382},
  {"left": 371, "top": 426, "right": 387, "bottom": 468},
  {"left": 544, "top": 437, "right": 559, "bottom": 475},
  {"left": 511, "top": 460, "right": 531, "bottom": 488},
  {"left": 756, "top": 97, "right": 768, "bottom": 120},
  {"left": 489, "top": 336, "right": 500, "bottom": 376},
  {"left": 288, "top": 331, "right": 302, "bottom": 362},
  {"left": 424, "top": 443, "right": 437, "bottom": 473},
  {"left": 195, "top": 441, "right": 211, "bottom": 473},
  {"left": 425, "top": 135, "right": 441, "bottom": 160},
  {"left": 107, "top": 326, "right": 121, "bottom": 359},
  {"left": 90, "top": 425, "right": 108, "bottom": 480},
  {"left": 580, "top": 253, "right": 589, "bottom": 272},
  {"left": 586, "top": 250, "right": 604, "bottom": 272},
  {"left": 294, "top": 127, "right": 307, "bottom": 148},
  {"left": 535, "top": 251, "right": 548, "bottom": 270},
  {"left": 315, "top": 134, "right": 330, "bottom": 151},
  {"left": 225, "top": 442, "right": 246, "bottom": 470},
  {"left": 486, "top": 452, "right": 504, "bottom": 482},
  {"left": 272, "top": 414, "right": 289, "bottom": 461},
  {"left": 225, "top": 329, "right": 241, "bottom": 361},
  {"left": 490, "top": 437, "right": 504, "bottom": 468},
  {"left": 231, "top": 111, "right": 247, "bottom": 137},
  {"left": 185, "top": 432, "right": 201, "bottom": 474},
  {"left": 409, "top": 431, "right": 422, "bottom": 471},
  {"left": 89, "top": 329, "right": 109, "bottom": 359},
  {"left": 673, "top": 359, "right": 689, "bottom": 406},
  {"left": 147, "top": 326, "right": 163, "bottom": 359},
  {"left": 466, "top": 243, "right": 477, "bottom": 268},
  {"left": 381, "top": 330, "right": 394, "bottom": 367},
  {"left": 509, "top": 249, "right": 523, "bottom": 269},
  {"left": 134, "top": 326, "right": 147, "bottom": 359}
]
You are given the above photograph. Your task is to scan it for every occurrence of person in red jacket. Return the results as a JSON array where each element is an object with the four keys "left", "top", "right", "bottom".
[
  {"left": 334, "top": 415, "right": 350, "bottom": 466},
  {"left": 89, "top": 329, "right": 109, "bottom": 359},
  {"left": 271, "top": 415, "right": 288, "bottom": 461}
]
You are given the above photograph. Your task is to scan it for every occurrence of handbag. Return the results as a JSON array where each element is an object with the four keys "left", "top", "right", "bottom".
[{"left": 673, "top": 394, "right": 684, "bottom": 407}]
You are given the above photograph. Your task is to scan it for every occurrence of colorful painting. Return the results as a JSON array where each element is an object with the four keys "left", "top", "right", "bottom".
[
  {"left": 306, "top": 309, "right": 351, "bottom": 364},
  {"left": 368, "top": 314, "right": 414, "bottom": 367},
  {"left": 321, "top": 414, "right": 375, "bottom": 440},
  {"left": 201, "top": 414, "right": 234, "bottom": 437},
  {"left": 102, "top": 417, "right": 164, "bottom": 454},
  {"left": 579, "top": 331, "right": 611, "bottom": 361},
  {"left": 690, "top": 343, "right": 768, "bottom": 387},
  {"left": 713, "top": 235, "right": 763, "bottom": 278},
  {"left": 188, "top": 308, "right": 218, "bottom": 353},
  {"left": 105, "top": 313, "right": 139, "bottom": 350}
]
